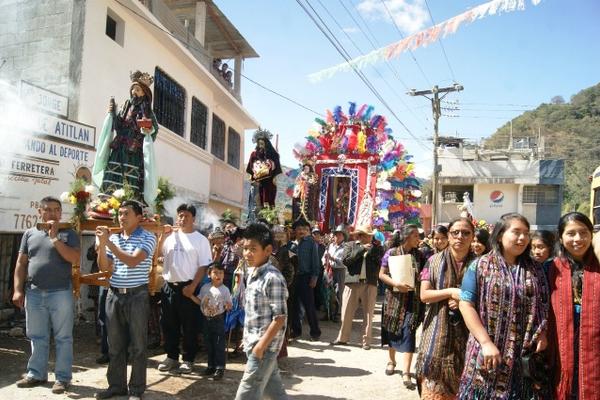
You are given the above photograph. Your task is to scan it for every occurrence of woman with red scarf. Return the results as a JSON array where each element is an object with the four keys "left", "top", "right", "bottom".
[{"left": 547, "top": 212, "right": 600, "bottom": 400}]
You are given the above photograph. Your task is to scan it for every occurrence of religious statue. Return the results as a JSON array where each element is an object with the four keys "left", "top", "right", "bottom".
[
  {"left": 246, "top": 128, "right": 282, "bottom": 209},
  {"left": 92, "top": 70, "right": 159, "bottom": 207},
  {"left": 333, "top": 178, "right": 350, "bottom": 226},
  {"left": 292, "top": 163, "right": 319, "bottom": 222}
]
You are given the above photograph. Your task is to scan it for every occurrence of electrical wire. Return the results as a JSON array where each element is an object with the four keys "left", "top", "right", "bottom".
[
  {"left": 424, "top": 0, "right": 457, "bottom": 83},
  {"left": 297, "top": 0, "right": 432, "bottom": 151}
]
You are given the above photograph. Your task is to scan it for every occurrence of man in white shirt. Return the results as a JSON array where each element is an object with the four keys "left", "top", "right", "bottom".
[
  {"left": 157, "top": 203, "right": 212, "bottom": 374},
  {"left": 322, "top": 224, "right": 348, "bottom": 322}
]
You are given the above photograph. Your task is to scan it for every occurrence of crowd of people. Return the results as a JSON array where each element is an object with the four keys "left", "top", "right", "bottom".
[{"left": 11, "top": 194, "right": 600, "bottom": 399}]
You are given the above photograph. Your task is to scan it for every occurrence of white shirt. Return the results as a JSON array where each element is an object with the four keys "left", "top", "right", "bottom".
[
  {"left": 198, "top": 283, "right": 232, "bottom": 317},
  {"left": 162, "top": 230, "right": 212, "bottom": 282}
]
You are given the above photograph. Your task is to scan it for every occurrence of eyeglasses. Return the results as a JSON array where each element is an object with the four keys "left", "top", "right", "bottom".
[{"left": 450, "top": 229, "right": 473, "bottom": 238}]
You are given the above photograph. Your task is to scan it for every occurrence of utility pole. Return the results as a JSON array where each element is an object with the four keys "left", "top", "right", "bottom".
[{"left": 408, "top": 83, "right": 463, "bottom": 229}]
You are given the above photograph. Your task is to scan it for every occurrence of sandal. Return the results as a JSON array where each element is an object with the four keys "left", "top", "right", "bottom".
[
  {"left": 402, "top": 373, "right": 416, "bottom": 390},
  {"left": 385, "top": 361, "right": 396, "bottom": 376}
]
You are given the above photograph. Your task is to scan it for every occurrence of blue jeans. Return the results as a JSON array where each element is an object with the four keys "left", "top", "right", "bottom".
[
  {"left": 25, "top": 287, "right": 74, "bottom": 382},
  {"left": 235, "top": 350, "right": 288, "bottom": 400},
  {"left": 204, "top": 313, "right": 225, "bottom": 369}
]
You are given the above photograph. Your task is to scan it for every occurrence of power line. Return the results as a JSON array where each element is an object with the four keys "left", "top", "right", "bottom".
[
  {"left": 336, "top": 0, "right": 433, "bottom": 132},
  {"left": 297, "top": 0, "right": 431, "bottom": 151},
  {"left": 424, "top": 0, "right": 457, "bottom": 82},
  {"left": 112, "top": 0, "right": 327, "bottom": 118},
  {"left": 378, "top": 0, "right": 432, "bottom": 87},
  {"left": 315, "top": 0, "right": 431, "bottom": 132}
]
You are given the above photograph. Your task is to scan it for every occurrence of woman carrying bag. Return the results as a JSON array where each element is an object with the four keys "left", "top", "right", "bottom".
[{"left": 379, "top": 224, "right": 425, "bottom": 389}]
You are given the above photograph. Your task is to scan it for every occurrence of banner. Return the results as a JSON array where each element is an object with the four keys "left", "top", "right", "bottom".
[{"left": 308, "top": 0, "right": 543, "bottom": 82}]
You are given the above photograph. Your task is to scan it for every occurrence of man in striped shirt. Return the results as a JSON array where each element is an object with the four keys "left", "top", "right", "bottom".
[{"left": 95, "top": 200, "right": 156, "bottom": 400}]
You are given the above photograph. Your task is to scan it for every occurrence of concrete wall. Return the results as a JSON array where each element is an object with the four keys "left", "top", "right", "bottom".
[{"left": 0, "top": 0, "right": 80, "bottom": 110}]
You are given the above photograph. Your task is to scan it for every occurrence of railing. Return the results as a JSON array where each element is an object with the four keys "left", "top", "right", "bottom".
[{"left": 139, "top": 0, "right": 240, "bottom": 101}]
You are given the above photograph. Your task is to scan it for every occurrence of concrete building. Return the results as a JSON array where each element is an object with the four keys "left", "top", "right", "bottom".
[
  {"left": 436, "top": 138, "right": 564, "bottom": 230},
  {"left": 0, "top": 0, "right": 259, "bottom": 305}
]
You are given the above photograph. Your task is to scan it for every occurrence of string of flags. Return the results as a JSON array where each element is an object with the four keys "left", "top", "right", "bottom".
[{"left": 308, "top": 0, "right": 543, "bottom": 83}]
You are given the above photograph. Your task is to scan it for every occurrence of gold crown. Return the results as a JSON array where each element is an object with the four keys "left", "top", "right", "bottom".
[{"left": 130, "top": 70, "right": 153, "bottom": 87}]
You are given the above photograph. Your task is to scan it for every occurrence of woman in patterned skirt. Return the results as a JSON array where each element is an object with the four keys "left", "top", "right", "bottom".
[
  {"left": 458, "top": 213, "right": 549, "bottom": 399},
  {"left": 416, "top": 217, "right": 477, "bottom": 399}
]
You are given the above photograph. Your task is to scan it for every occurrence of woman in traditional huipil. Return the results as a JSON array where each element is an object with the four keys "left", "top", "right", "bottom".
[
  {"left": 547, "top": 212, "right": 600, "bottom": 399},
  {"left": 416, "top": 217, "right": 476, "bottom": 399},
  {"left": 458, "top": 213, "right": 549, "bottom": 399},
  {"left": 378, "top": 224, "right": 425, "bottom": 390}
]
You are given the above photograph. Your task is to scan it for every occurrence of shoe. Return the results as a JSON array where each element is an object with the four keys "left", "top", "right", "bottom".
[
  {"left": 129, "top": 395, "right": 142, "bottom": 400},
  {"left": 203, "top": 367, "right": 216, "bottom": 376},
  {"left": 95, "top": 388, "right": 128, "bottom": 399},
  {"left": 52, "top": 381, "right": 69, "bottom": 394},
  {"left": 16, "top": 376, "right": 47, "bottom": 388},
  {"left": 178, "top": 361, "right": 193, "bottom": 374},
  {"left": 385, "top": 361, "right": 396, "bottom": 376},
  {"left": 96, "top": 354, "right": 110, "bottom": 364},
  {"left": 362, "top": 344, "right": 371, "bottom": 350},
  {"left": 309, "top": 336, "right": 320, "bottom": 342},
  {"left": 157, "top": 357, "right": 178, "bottom": 372},
  {"left": 329, "top": 340, "right": 347, "bottom": 346},
  {"left": 212, "top": 369, "right": 224, "bottom": 381},
  {"left": 289, "top": 332, "right": 301, "bottom": 340},
  {"left": 402, "top": 373, "right": 416, "bottom": 390}
]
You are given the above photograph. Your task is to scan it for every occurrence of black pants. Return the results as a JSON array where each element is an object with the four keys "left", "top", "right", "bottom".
[
  {"left": 106, "top": 287, "right": 149, "bottom": 396},
  {"left": 204, "top": 313, "right": 226, "bottom": 369},
  {"left": 291, "top": 274, "right": 321, "bottom": 338},
  {"left": 98, "top": 286, "right": 108, "bottom": 355},
  {"left": 160, "top": 281, "right": 200, "bottom": 362}
]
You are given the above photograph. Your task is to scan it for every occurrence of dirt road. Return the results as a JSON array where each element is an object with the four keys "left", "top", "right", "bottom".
[{"left": 0, "top": 304, "right": 419, "bottom": 399}]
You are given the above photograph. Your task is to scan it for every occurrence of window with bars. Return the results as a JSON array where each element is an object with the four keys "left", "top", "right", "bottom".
[
  {"left": 153, "top": 67, "right": 185, "bottom": 136},
  {"left": 211, "top": 114, "right": 225, "bottom": 160},
  {"left": 227, "top": 127, "right": 241, "bottom": 168},
  {"left": 442, "top": 185, "right": 473, "bottom": 203},
  {"left": 523, "top": 185, "right": 559, "bottom": 204},
  {"left": 190, "top": 97, "right": 208, "bottom": 149}
]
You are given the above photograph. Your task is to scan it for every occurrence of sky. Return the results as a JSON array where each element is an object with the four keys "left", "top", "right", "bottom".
[{"left": 215, "top": 0, "right": 600, "bottom": 178}]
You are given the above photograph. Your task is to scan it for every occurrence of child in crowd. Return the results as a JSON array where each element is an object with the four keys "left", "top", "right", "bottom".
[
  {"left": 531, "top": 230, "right": 555, "bottom": 271},
  {"left": 235, "top": 223, "right": 288, "bottom": 400},
  {"left": 191, "top": 263, "right": 232, "bottom": 381}
]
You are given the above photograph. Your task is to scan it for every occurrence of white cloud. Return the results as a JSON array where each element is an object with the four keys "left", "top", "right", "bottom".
[
  {"left": 342, "top": 26, "right": 359, "bottom": 33},
  {"left": 356, "top": 0, "right": 430, "bottom": 35}
]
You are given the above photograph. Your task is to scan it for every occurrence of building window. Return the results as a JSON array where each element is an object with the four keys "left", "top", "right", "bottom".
[
  {"left": 227, "top": 127, "right": 241, "bottom": 168},
  {"left": 153, "top": 67, "right": 186, "bottom": 136},
  {"left": 211, "top": 114, "right": 225, "bottom": 160},
  {"left": 105, "top": 9, "right": 124, "bottom": 46},
  {"left": 442, "top": 185, "right": 473, "bottom": 203},
  {"left": 523, "top": 185, "right": 559, "bottom": 205},
  {"left": 190, "top": 97, "right": 208, "bottom": 149}
]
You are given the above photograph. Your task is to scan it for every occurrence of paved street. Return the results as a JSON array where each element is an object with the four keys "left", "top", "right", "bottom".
[{"left": 0, "top": 303, "right": 418, "bottom": 399}]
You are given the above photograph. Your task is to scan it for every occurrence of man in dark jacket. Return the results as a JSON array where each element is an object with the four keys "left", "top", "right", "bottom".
[{"left": 330, "top": 225, "right": 383, "bottom": 350}]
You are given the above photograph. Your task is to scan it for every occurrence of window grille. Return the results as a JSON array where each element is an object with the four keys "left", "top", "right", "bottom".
[
  {"left": 227, "top": 127, "right": 240, "bottom": 168},
  {"left": 153, "top": 67, "right": 185, "bottom": 136},
  {"left": 211, "top": 114, "right": 225, "bottom": 160},
  {"left": 190, "top": 97, "right": 207, "bottom": 149}
]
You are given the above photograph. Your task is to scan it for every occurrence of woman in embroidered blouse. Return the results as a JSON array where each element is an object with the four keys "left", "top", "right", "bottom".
[
  {"left": 416, "top": 217, "right": 476, "bottom": 400},
  {"left": 547, "top": 212, "right": 600, "bottom": 399},
  {"left": 458, "top": 213, "right": 549, "bottom": 400},
  {"left": 378, "top": 225, "right": 425, "bottom": 390}
]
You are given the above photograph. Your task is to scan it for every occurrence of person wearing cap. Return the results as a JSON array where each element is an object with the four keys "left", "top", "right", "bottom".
[
  {"left": 322, "top": 225, "right": 348, "bottom": 322},
  {"left": 331, "top": 224, "right": 383, "bottom": 350},
  {"left": 156, "top": 203, "right": 212, "bottom": 374},
  {"left": 208, "top": 228, "right": 226, "bottom": 262},
  {"left": 94, "top": 200, "right": 157, "bottom": 400},
  {"left": 289, "top": 218, "right": 322, "bottom": 341}
]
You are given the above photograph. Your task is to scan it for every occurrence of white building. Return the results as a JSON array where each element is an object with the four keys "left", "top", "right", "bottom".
[
  {"left": 0, "top": 0, "right": 259, "bottom": 304},
  {"left": 437, "top": 138, "right": 564, "bottom": 230}
]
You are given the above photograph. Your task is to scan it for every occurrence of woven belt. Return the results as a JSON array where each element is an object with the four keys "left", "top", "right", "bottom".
[{"left": 110, "top": 284, "right": 148, "bottom": 294}]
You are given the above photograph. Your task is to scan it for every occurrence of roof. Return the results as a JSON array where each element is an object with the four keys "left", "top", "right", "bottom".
[
  {"left": 439, "top": 158, "right": 564, "bottom": 185},
  {"left": 204, "top": 1, "right": 259, "bottom": 59}
]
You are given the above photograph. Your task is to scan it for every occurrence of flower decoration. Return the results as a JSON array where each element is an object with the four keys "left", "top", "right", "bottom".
[
  {"left": 60, "top": 178, "right": 95, "bottom": 226},
  {"left": 154, "top": 177, "right": 176, "bottom": 216}
]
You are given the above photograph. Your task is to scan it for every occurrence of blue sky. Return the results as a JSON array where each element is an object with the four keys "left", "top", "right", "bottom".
[{"left": 215, "top": 0, "right": 600, "bottom": 177}]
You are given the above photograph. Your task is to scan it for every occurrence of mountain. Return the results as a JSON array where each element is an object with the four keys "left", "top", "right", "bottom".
[{"left": 484, "top": 82, "right": 600, "bottom": 214}]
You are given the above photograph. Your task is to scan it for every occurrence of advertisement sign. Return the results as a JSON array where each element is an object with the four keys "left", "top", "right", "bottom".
[{"left": 20, "top": 81, "right": 69, "bottom": 117}]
